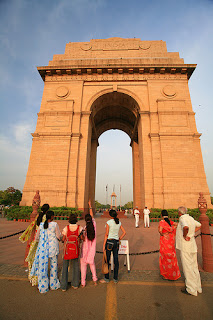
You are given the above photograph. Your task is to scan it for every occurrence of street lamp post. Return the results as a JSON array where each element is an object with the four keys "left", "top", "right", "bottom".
[{"left": 198, "top": 192, "right": 213, "bottom": 272}]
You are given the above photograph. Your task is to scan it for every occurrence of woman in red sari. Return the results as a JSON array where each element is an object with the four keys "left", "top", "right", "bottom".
[{"left": 158, "top": 210, "right": 181, "bottom": 280}]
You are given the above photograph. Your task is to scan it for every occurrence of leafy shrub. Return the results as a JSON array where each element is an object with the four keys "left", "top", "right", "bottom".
[
  {"left": 5, "top": 205, "right": 83, "bottom": 220},
  {"left": 150, "top": 208, "right": 213, "bottom": 223}
]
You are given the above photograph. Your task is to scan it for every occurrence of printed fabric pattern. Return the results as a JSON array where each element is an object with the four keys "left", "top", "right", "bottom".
[
  {"left": 19, "top": 215, "right": 38, "bottom": 243},
  {"left": 30, "top": 222, "right": 60, "bottom": 293},
  {"left": 159, "top": 220, "right": 181, "bottom": 280},
  {"left": 26, "top": 214, "right": 46, "bottom": 286}
]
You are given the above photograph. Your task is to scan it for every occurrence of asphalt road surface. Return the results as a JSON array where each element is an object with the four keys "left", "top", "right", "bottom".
[{"left": 0, "top": 278, "right": 212, "bottom": 320}]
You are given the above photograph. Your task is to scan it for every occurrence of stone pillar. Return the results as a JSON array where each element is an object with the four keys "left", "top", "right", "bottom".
[
  {"left": 150, "top": 134, "right": 164, "bottom": 208},
  {"left": 132, "top": 141, "right": 142, "bottom": 210},
  {"left": 198, "top": 192, "right": 213, "bottom": 272},
  {"left": 66, "top": 133, "right": 81, "bottom": 207},
  {"left": 76, "top": 112, "right": 92, "bottom": 215},
  {"left": 138, "top": 112, "right": 152, "bottom": 209},
  {"left": 88, "top": 139, "right": 98, "bottom": 210}
]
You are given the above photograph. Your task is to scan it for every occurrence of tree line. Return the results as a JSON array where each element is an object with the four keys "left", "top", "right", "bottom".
[{"left": 0, "top": 187, "right": 22, "bottom": 206}]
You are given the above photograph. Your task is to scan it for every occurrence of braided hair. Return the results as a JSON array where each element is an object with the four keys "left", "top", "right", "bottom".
[
  {"left": 109, "top": 209, "right": 119, "bottom": 224},
  {"left": 161, "top": 209, "right": 171, "bottom": 226},
  {"left": 85, "top": 214, "right": 95, "bottom": 241},
  {"left": 44, "top": 210, "right": 54, "bottom": 229},
  {"left": 37, "top": 203, "right": 49, "bottom": 226}
]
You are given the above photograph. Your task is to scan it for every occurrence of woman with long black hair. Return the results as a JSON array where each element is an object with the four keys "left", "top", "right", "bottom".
[
  {"left": 31, "top": 210, "right": 61, "bottom": 293},
  {"left": 100, "top": 209, "right": 126, "bottom": 283},
  {"left": 80, "top": 200, "right": 98, "bottom": 287},
  {"left": 158, "top": 209, "right": 181, "bottom": 280},
  {"left": 20, "top": 203, "right": 50, "bottom": 286}
]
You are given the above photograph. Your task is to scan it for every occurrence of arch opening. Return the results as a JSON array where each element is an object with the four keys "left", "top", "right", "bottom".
[
  {"left": 88, "top": 91, "right": 142, "bottom": 211},
  {"left": 95, "top": 130, "right": 133, "bottom": 207},
  {"left": 90, "top": 92, "right": 139, "bottom": 143}
]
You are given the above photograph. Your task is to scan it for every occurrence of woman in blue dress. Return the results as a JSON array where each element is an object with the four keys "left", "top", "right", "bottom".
[{"left": 31, "top": 210, "right": 61, "bottom": 293}]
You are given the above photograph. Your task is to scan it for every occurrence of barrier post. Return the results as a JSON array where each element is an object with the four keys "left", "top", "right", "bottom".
[{"left": 198, "top": 192, "right": 213, "bottom": 272}]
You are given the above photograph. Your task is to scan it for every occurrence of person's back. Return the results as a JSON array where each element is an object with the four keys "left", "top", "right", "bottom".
[
  {"left": 101, "top": 209, "right": 126, "bottom": 283},
  {"left": 176, "top": 214, "right": 199, "bottom": 252},
  {"left": 30, "top": 210, "right": 61, "bottom": 293},
  {"left": 64, "top": 224, "right": 80, "bottom": 260},
  {"left": 107, "top": 219, "right": 121, "bottom": 240},
  {"left": 47, "top": 221, "right": 60, "bottom": 257},
  {"left": 80, "top": 207, "right": 98, "bottom": 287},
  {"left": 61, "top": 214, "right": 81, "bottom": 291}
]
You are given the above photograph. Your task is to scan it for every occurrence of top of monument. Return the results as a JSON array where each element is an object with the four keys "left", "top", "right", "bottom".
[
  {"left": 48, "top": 38, "right": 183, "bottom": 64},
  {"left": 37, "top": 38, "right": 196, "bottom": 80}
]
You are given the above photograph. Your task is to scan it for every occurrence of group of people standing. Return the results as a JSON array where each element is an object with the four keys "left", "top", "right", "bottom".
[
  {"left": 134, "top": 206, "right": 150, "bottom": 228},
  {"left": 133, "top": 205, "right": 202, "bottom": 297},
  {"left": 20, "top": 201, "right": 126, "bottom": 293},
  {"left": 20, "top": 202, "right": 202, "bottom": 297}
]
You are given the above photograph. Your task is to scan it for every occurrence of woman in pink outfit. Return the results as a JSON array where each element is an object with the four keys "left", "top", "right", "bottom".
[{"left": 80, "top": 200, "right": 98, "bottom": 287}]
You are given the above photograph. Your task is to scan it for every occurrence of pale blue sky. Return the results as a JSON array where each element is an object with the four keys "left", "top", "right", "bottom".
[{"left": 0, "top": 0, "right": 213, "bottom": 205}]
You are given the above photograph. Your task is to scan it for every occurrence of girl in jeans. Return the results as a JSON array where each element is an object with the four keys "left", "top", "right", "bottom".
[{"left": 100, "top": 209, "right": 126, "bottom": 283}]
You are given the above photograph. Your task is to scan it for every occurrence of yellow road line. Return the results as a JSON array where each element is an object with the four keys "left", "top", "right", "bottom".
[
  {"left": 119, "top": 280, "right": 213, "bottom": 287},
  {"left": 105, "top": 282, "right": 118, "bottom": 320}
]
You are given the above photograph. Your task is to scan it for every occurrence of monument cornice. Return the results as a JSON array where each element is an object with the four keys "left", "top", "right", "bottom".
[
  {"left": 149, "top": 132, "right": 202, "bottom": 138},
  {"left": 31, "top": 132, "right": 82, "bottom": 138},
  {"left": 37, "top": 63, "right": 196, "bottom": 81}
]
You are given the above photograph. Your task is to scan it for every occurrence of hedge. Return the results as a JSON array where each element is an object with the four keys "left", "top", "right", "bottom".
[
  {"left": 150, "top": 208, "right": 213, "bottom": 224},
  {"left": 3, "top": 206, "right": 213, "bottom": 224},
  {"left": 4, "top": 206, "right": 82, "bottom": 221}
]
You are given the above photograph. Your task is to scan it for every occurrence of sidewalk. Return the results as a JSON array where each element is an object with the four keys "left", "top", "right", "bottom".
[{"left": 0, "top": 215, "right": 213, "bottom": 283}]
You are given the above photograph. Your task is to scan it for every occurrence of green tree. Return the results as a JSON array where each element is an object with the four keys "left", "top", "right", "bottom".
[
  {"left": 95, "top": 200, "right": 110, "bottom": 210},
  {"left": 124, "top": 201, "right": 133, "bottom": 209},
  {"left": 12, "top": 189, "right": 22, "bottom": 205},
  {"left": 95, "top": 200, "right": 102, "bottom": 210},
  {"left": 0, "top": 187, "right": 22, "bottom": 205}
]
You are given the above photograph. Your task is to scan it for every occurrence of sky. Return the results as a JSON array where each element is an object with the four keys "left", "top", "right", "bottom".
[{"left": 0, "top": 0, "right": 213, "bottom": 205}]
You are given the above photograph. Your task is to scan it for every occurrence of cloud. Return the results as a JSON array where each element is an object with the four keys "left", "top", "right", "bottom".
[
  {"left": 0, "top": 120, "right": 33, "bottom": 190},
  {"left": 13, "top": 123, "right": 33, "bottom": 147}
]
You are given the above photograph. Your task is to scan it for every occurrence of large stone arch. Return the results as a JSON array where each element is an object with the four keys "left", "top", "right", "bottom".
[
  {"left": 87, "top": 91, "right": 143, "bottom": 211},
  {"left": 20, "top": 38, "right": 211, "bottom": 212}
]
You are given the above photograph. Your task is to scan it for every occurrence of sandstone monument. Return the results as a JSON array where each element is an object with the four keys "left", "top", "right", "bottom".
[{"left": 20, "top": 38, "right": 211, "bottom": 213}]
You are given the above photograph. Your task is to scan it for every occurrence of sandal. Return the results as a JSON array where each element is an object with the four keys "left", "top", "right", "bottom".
[{"left": 100, "top": 279, "right": 109, "bottom": 284}]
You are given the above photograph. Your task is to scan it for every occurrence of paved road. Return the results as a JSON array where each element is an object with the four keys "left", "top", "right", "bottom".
[{"left": 0, "top": 278, "right": 213, "bottom": 320}]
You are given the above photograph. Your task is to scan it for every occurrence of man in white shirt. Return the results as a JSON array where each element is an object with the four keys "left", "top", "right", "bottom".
[
  {"left": 134, "top": 207, "right": 140, "bottom": 228},
  {"left": 143, "top": 206, "right": 150, "bottom": 228},
  {"left": 176, "top": 206, "right": 202, "bottom": 296}
]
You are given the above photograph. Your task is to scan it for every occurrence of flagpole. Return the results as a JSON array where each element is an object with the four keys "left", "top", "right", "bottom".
[
  {"left": 120, "top": 185, "right": 121, "bottom": 211},
  {"left": 106, "top": 184, "right": 108, "bottom": 207}
]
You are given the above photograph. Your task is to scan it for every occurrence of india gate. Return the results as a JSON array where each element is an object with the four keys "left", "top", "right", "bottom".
[{"left": 20, "top": 38, "right": 211, "bottom": 213}]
